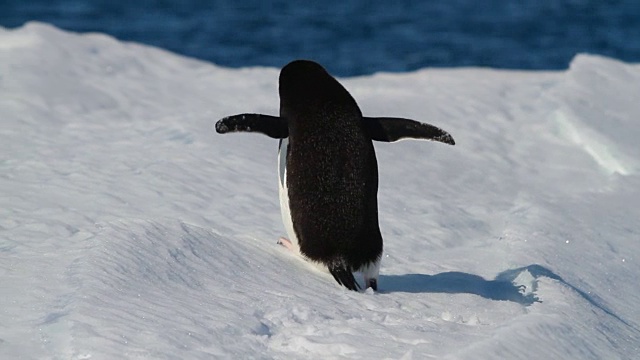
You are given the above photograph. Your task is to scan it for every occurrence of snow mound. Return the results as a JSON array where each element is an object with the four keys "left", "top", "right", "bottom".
[{"left": 1, "top": 22, "right": 639, "bottom": 359}]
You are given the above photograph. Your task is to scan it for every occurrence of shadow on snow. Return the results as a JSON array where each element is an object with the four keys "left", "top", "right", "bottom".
[
  {"left": 380, "top": 264, "right": 638, "bottom": 331},
  {"left": 380, "top": 267, "right": 540, "bottom": 305},
  {"left": 379, "top": 263, "right": 629, "bottom": 314}
]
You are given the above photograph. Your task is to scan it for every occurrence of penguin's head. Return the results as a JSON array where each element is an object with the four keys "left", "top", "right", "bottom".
[
  {"left": 278, "top": 60, "right": 359, "bottom": 121},
  {"left": 279, "top": 60, "right": 332, "bottom": 102}
]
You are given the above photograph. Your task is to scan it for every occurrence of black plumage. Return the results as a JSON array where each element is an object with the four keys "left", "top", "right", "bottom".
[{"left": 216, "top": 60, "right": 455, "bottom": 291}]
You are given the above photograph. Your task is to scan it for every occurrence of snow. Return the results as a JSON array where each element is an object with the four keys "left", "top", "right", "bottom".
[{"left": 1, "top": 22, "right": 640, "bottom": 359}]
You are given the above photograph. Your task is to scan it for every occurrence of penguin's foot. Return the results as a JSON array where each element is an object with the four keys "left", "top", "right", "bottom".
[
  {"left": 359, "top": 258, "right": 381, "bottom": 292},
  {"left": 367, "top": 278, "right": 378, "bottom": 291},
  {"left": 277, "top": 237, "right": 294, "bottom": 251}
]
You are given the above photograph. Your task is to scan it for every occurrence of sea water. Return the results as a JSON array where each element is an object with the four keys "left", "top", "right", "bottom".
[{"left": 1, "top": 0, "right": 639, "bottom": 76}]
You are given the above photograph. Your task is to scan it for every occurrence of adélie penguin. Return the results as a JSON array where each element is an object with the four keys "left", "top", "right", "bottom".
[{"left": 216, "top": 60, "right": 455, "bottom": 291}]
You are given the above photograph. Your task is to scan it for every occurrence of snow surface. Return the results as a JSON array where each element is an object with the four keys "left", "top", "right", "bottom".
[{"left": 1, "top": 22, "right": 640, "bottom": 359}]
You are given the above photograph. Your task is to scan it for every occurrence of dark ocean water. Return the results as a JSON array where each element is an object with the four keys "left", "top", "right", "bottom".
[{"left": 2, "top": 0, "right": 639, "bottom": 76}]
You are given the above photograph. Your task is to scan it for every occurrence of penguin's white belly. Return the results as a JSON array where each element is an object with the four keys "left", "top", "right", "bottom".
[{"left": 278, "top": 138, "right": 300, "bottom": 252}]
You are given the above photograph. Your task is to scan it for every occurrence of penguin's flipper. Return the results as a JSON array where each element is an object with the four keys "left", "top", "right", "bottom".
[
  {"left": 364, "top": 117, "right": 455, "bottom": 145},
  {"left": 215, "top": 113, "right": 289, "bottom": 139},
  {"left": 328, "top": 262, "right": 360, "bottom": 291}
]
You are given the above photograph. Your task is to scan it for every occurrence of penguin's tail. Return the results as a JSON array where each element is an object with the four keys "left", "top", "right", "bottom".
[{"left": 328, "top": 261, "right": 360, "bottom": 291}]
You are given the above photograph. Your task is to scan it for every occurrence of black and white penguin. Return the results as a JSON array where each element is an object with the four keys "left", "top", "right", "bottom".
[{"left": 216, "top": 60, "right": 454, "bottom": 291}]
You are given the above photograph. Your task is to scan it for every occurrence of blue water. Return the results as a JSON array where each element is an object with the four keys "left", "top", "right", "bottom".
[{"left": 2, "top": 0, "right": 639, "bottom": 76}]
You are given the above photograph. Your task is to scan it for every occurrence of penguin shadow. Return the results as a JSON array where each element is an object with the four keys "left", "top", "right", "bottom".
[
  {"left": 380, "top": 264, "right": 636, "bottom": 329},
  {"left": 378, "top": 264, "right": 566, "bottom": 305},
  {"left": 381, "top": 262, "right": 636, "bottom": 327}
]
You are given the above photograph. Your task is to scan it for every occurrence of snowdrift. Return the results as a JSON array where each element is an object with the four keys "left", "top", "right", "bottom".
[{"left": 1, "top": 22, "right": 639, "bottom": 359}]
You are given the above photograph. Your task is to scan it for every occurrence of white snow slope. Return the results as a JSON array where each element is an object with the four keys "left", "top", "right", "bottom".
[{"left": 1, "top": 22, "right": 639, "bottom": 360}]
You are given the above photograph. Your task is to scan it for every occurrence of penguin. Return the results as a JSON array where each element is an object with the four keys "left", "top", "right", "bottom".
[{"left": 216, "top": 60, "right": 454, "bottom": 291}]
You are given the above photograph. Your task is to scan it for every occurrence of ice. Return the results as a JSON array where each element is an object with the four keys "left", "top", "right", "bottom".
[{"left": 1, "top": 22, "right": 639, "bottom": 359}]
